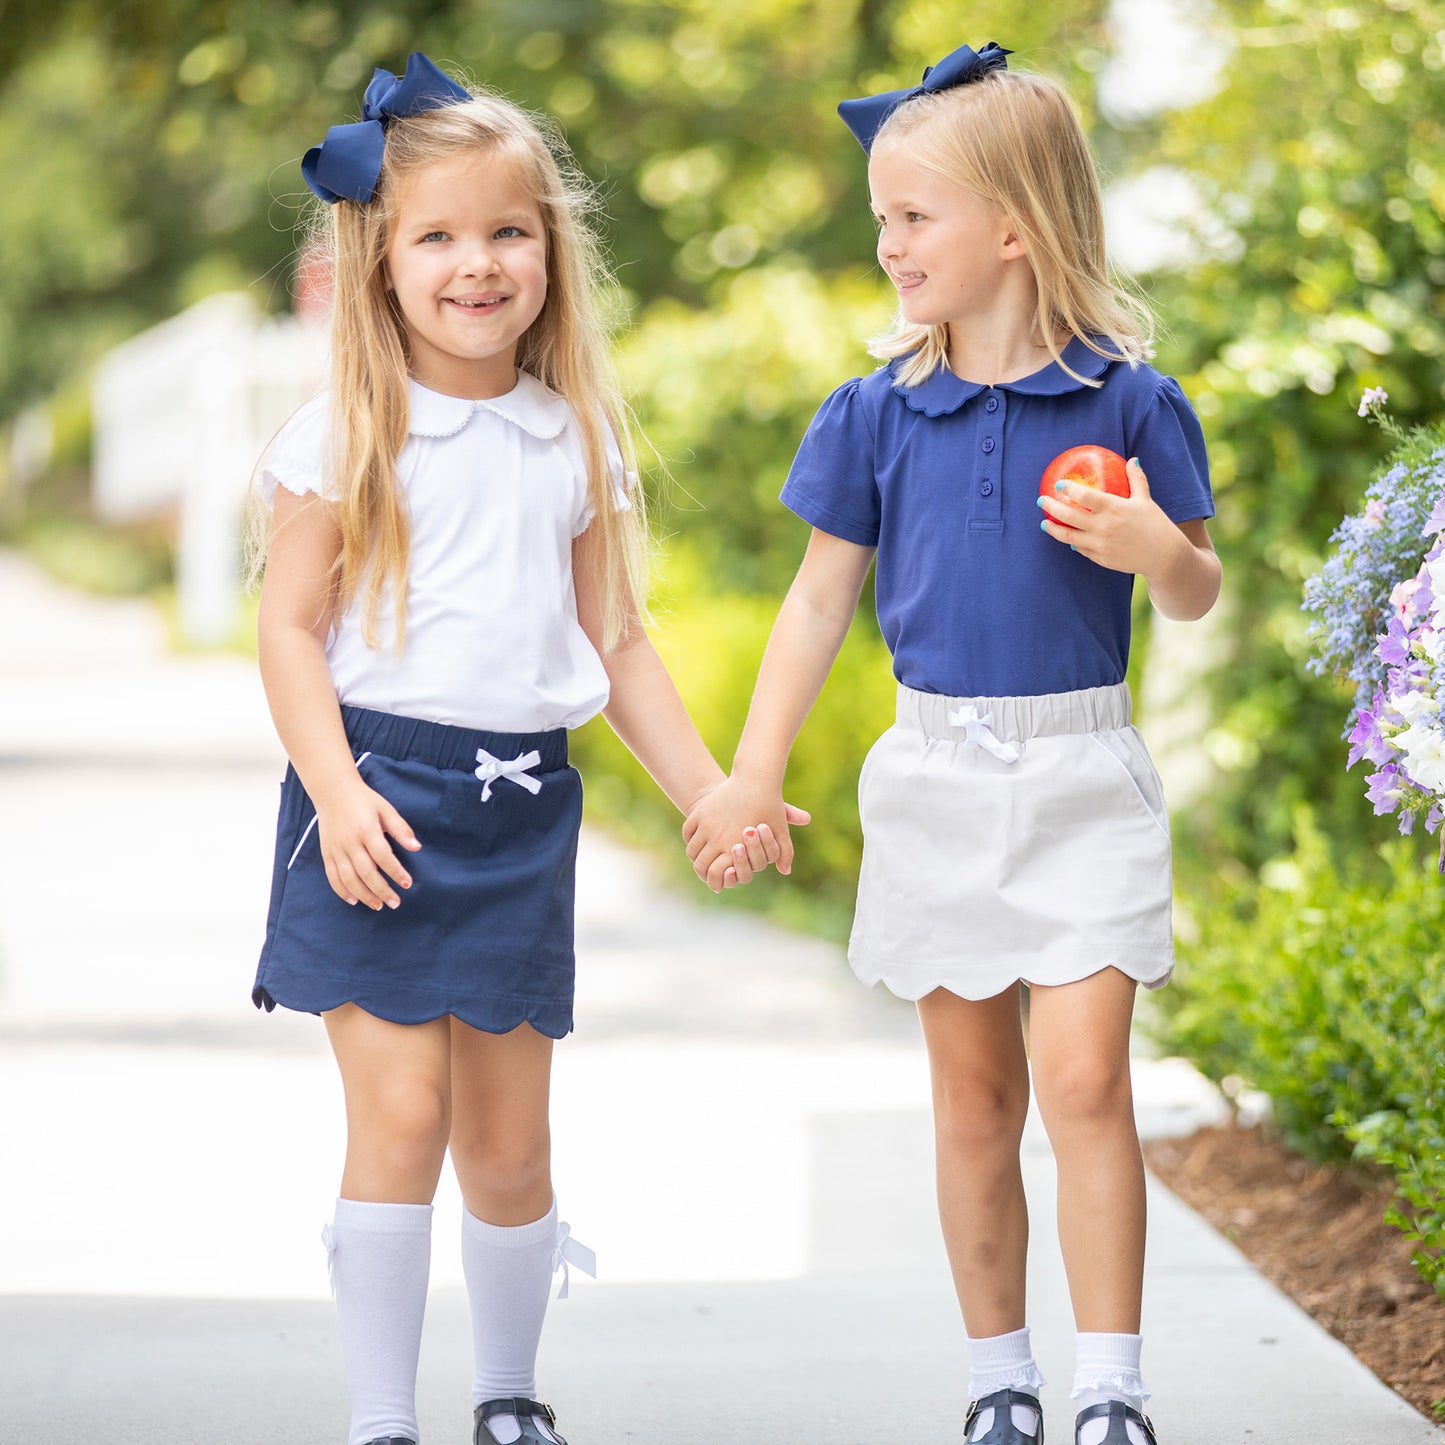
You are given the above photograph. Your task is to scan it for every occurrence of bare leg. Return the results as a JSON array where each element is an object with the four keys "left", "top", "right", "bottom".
[
  {"left": 324, "top": 1003, "right": 452, "bottom": 1202},
  {"left": 449, "top": 1019, "right": 560, "bottom": 1427},
  {"left": 1028, "top": 967, "right": 1144, "bottom": 1332},
  {"left": 448, "top": 1018, "right": 555, "bottom": 1224},
  {"left": 916, "top": 985, "right": 1032, "bottom": 1336}
]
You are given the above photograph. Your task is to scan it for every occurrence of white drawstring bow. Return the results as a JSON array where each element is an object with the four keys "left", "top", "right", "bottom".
[
  {"left": 474, "top": 747, "right": 543, "bottom": 802},
  {"left": 321, "top": 1222, "right": 337, "bottom": 1296},
  {"left": 946, "top": 705, "right": 1021, "bottom": 764},
  {"left": 551, "top": 1220, "right": 597, "bottom": 1299}
]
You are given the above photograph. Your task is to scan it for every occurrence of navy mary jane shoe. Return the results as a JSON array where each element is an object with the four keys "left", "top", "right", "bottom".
[
  {"left": 1074, "top": 1400, "right": 1156, "bottom": 1445},
  {"left": 965, "top": 1388, "right": 1043, "bottom": 1443},
  {"left": 474, "top": 1396, "right": 568, "bottom": 1445}
]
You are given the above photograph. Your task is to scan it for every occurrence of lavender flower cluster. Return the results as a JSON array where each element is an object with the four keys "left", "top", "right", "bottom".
[{"left": 1303, "top": 398, "right": 1445, "bottom": 834}]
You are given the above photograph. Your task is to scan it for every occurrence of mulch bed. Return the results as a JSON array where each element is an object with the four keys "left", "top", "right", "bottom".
[{"left": 1144, "top": 1121, "right": 1445, "bottom": 1423}]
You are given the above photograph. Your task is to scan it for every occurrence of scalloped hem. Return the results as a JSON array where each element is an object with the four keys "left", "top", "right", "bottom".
[
  {"left": 260, "top": 461, "right": 334, "bottom": 508},
  {"left": 847, "top": 951, "right": 1173, "bottom": 1001},
  {"left": 251, "top": 982, "right": 573, "bottom": 1039}
]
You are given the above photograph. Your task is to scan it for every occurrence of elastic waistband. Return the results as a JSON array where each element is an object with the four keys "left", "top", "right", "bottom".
[
  {"left": 341, "top": 706, "right": 569, "bottom": 772},
  {"left": 895, "top": 682, "right": 1131, "bottom": 742}
]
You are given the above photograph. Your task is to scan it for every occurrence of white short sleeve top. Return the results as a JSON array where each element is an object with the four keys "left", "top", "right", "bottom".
[{"left": 259, "top": 371, "right": 621, "bottom": 734}]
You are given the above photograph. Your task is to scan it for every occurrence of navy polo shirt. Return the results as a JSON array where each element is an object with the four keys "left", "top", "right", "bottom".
[{"left": 779, "top": 338, "right": 1214, "bottom": 698}]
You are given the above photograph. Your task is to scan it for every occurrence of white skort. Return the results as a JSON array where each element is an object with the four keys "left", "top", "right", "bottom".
[{"left": 849, "top": 682, "right": 1173, "bottom": 1000}]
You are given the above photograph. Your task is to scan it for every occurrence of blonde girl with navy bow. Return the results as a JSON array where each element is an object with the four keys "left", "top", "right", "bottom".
[
  {"left": 685, "top": 43, "right": 1221, "bottom": 1445},
  {"left": 251, "top": 53, "right": 797, "bottom": 1445}
]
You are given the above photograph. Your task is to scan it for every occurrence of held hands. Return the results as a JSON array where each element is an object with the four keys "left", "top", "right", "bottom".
[
  {"left": 683, "top": 774, "right": 812, "bottom": 894},
  {"left": 1038, "top": 457, "right": 1179, "bottom": 577},
  {"left": 315, "top": 777, "right": 422, "bottom": 910}
]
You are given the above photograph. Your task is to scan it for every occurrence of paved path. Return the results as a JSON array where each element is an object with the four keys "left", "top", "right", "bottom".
[{"left": 0, "top": 549, "right": 1437, "bottom": 1443}]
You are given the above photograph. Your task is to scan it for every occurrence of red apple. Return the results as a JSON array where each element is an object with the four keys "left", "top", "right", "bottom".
[{"left": 1040, "top": 445, "right": 1130, "bottom": 529}]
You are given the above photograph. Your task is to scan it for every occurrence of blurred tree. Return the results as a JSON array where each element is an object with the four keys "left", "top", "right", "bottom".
[
  {"left": 0, "top": 0, "right": 1111, "bottom": 421},
  {"left": 9, "top": 0, "right": 1442, "bottom": 905},
  {"left": 1130, "top": 0, "right": 1445, "bottom": 870}
]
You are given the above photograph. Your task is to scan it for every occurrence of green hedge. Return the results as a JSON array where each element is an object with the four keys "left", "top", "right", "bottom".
[{"left": 1153, "top": 814, "right": 1445, "bottom": 1292}]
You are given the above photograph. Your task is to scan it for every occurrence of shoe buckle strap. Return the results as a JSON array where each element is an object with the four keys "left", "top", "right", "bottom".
[{"left": 477, "top": 1398, "right": 559, "bottom": 1444}]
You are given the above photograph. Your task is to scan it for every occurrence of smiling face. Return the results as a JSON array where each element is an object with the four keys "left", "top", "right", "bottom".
[
  {"left": 383, "top": 150, "right": 549, "bottom": 398},
  {"left": 867, "top": 144, "right": 1021, "bottom": 333}
]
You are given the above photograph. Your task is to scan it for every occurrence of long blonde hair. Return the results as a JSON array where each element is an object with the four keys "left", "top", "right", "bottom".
[
  {"left": 274, "top": 86, "right": 647, "bottom": 653},
  {"left": 868, "top": 67, "right": 1152, "bottom": 387}
]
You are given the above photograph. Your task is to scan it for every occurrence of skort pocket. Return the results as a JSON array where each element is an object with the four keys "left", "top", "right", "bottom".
[{"left": 1088, "top": 727, "right": 1169, "bottom": 839}]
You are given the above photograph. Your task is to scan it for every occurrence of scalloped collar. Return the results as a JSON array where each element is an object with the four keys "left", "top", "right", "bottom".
[
  {"left": 891, "top": 337, "right": 1118, "bottom": 417},
  {"left": 406, "top": 371, "right": 570, "bottom": 440}
]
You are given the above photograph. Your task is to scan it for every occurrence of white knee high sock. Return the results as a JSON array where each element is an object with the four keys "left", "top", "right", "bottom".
[
  {"left": 461, "top": 1197, "right": 563, "bottom": 1407},
  {"left": 965, "top": 1327, "right": 1045, "bottom": 1440},
  {"left": 325, "top": 1198, "right": 433, "bottom": 1445},
  {"left": 1073, "top": 1332, "right": 1149, "bottom": 1445}
]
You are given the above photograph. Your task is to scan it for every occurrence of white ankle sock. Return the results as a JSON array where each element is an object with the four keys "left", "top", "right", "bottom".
[
  {"left": 1073, "top": 1332, "right": 1149, "bottom": 1445},
  {"left": 965, "top": 1327, "right": 1045, "bottom": 1440},
  {"left": 462, "top": 1197, "right": 566, "bottom": 1443},
  {"left": 325, "top": 1198, "right": 433, "bottom": 1445}
]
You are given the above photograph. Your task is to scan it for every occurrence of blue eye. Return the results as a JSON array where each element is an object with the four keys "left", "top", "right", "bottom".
[
  {"left": 495, "top": 225, "right": 522, "bottom": 239},
  {"left": 421, "top": 231, "right": 449, "bottom": 243}
]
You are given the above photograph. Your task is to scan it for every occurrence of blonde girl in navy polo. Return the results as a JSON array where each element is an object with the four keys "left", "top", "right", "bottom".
[
  {"left": 250, "top": 53, "right": 795, "bottom": 1445},
  {"left": 684, "top": 43, "right": 1220, "bottom": 1445}
]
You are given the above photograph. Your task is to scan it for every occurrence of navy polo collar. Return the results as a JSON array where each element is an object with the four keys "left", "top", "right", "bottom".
[{"left": 892, "top": 337, "right": 1118, "bottom": 417}]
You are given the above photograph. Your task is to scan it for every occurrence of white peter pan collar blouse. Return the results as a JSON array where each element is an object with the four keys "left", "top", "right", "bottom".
[{"left": 260, "top": 372, "right": 621, "bottom": 734}]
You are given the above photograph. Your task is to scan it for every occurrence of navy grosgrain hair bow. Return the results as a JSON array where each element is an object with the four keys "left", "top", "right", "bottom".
[
  {"left": 302, "top": 52, "right": 472, "bottom": 204},
  {"left": 837, "top": 41, "right": 1012, "bottom": 153}
]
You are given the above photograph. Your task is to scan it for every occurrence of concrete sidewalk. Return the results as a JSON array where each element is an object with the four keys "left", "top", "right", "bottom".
[{"left": 0, "top": 548, "right": 1437, "bottom": 1444}]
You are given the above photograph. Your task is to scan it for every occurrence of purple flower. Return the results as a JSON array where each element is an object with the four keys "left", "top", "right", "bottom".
[
  {"left": 1387, "top": 660, "right": 1428, "bottom": 696},
  {"left": 1365, "top": 764, "right": 1402, "bottom": 814},
  {"left": 1303, "top": 453, "right": 1445, "bottom": 708},
  {"left": 1346, "top": 702, "right": 1394, "bottom": 768},
  {"left": 1376, "top": 613, "right": 1412, "bottom": 667},
  {"left": 1303, "top": 424, "right": 1445, "bottom": 835},
  {"left": 1425, "top": 493, "right": 1445, "bottom": 536}
]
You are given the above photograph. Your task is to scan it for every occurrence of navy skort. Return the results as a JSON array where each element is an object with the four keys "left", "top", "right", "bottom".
[{"left": 253, "top": 706, "right": 582, "bottom": 1038}]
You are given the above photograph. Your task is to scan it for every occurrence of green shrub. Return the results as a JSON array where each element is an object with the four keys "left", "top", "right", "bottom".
[
  {"left": 9, "top": 511, "right": 171, "bottom": 596},
  {"left": 1154, "top": 814, "right": 1445, "bottom": 1292}
]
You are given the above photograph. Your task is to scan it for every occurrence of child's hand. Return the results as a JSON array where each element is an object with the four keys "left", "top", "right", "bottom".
[
  {"left": 721, "top": 821, "right": 800, "bottom": 887},
  {"left": 683, "top": 776, "right": 812, "bottom": 894},
  {"left": 315, "top": 779, "right": 422, "bottom": 910},
  {"left": 1039, "top": 457, "right": 1181, "bottom": 576}
]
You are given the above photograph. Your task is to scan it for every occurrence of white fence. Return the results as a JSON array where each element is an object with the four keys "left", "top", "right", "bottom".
[{"left": 92, "top": 292, "right": 327, "bottom": 645}]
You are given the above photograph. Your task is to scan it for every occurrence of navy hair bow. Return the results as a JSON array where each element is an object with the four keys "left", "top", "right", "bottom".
[
  {"left": 302, "top": 52, "right": 472, "bottom": 204},
  {"left": 837, "top": 42, "right": 1012, "bottom": 153}
]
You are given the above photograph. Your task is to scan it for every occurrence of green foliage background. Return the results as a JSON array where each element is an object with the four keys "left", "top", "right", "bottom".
[
  {"left": 3, "top": 0, "right": 1441, "bottom": 884},
  {"left": 1151, "top": 816, "right": 1445, "bottom": 1292},
  {"left": 3, "top": 0, "right": 1445, "bottom": 1274}
]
